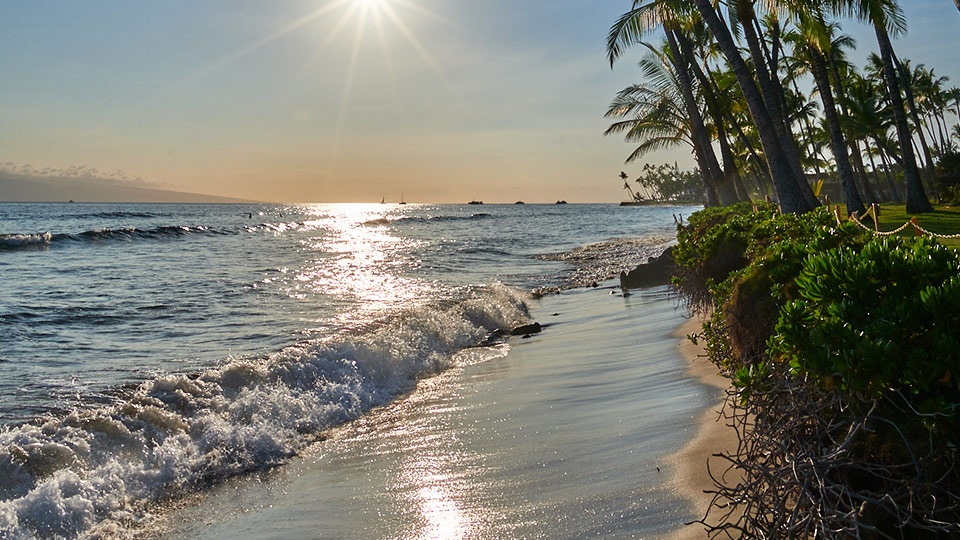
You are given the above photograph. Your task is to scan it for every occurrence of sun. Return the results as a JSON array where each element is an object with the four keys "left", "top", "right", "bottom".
[{"left": 354, "top": 0, "right": 387, "bottom": 10}]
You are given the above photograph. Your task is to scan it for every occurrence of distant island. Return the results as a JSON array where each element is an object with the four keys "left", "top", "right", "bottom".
[{"left": 0, "top": 171, "right": 260, "bottom": 203}]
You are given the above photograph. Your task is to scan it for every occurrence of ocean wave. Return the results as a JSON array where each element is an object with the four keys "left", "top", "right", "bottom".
[
  {"left": 0, "top": 226, "right": 237, "bottom": 251},
  {"left": 0, "top": 233, "right": 53, "bottom": 251},
  {"left": 455, "top": 246, "right": 513, "bottom": 256},
  {"left": 68, "top": 211, "right": 165, "bottom": 220},
  {"left": 0, "top": 284, "right": 531, "bottom": 539}
]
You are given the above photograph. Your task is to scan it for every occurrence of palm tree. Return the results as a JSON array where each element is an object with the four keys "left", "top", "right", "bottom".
[
  {"left": 690, "top": 0, "right": 818, "bottom": 213},
  {"left": 894, "top": 59, "right": 937, "bottom": 186},
  {"left": 608, "top": 4, "right": 740, "bottom": 205},
  {"left": 948, "top": 87, "right": 960, "bottom": 120},
  {"left": 841, "top": 72, "right": 899, "bottom": 200},
  {"left": 604, "top": 47, "right": 721, "bottom": 205},
  {"left": 620, "top": 171, "right": 647, "bottom": 201},
  {"left": 855, "top": 0, "right": 933, "bottom": 212},
  {"left": 609, "top": 0, "right": 816, "bottom": 212},
  {"left": 786, "top": 11, "right": 866, "bottom": 214},
  {"left": 913, "top": 67, "right": 953, "bottom": 154}
]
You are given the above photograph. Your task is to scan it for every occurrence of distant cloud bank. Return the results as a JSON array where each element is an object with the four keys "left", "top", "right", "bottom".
[{"left": 0, "top": 161, "right": 155, "bottom": 187}]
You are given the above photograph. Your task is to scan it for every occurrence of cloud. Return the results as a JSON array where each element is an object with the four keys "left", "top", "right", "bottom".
[{"left": 0, "top": 161, "right": 154, "bottom": 187}]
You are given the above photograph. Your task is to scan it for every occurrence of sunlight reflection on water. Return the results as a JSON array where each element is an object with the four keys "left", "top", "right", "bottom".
[{"left": 293, "top": 204, "right": 435, "bottom": 324}]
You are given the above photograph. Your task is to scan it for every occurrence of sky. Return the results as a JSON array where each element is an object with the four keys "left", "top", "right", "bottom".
[{"left": 1, "top": 1, "right": 958, "bottom": 204}]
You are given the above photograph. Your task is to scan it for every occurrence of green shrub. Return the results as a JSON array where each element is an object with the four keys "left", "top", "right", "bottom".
[
  {"left": 935, "top": 150, "right": 960, "bottom": 199},
  {"left": 771, "top": 237, "right": 960, "bottom": 416},
  {"left": 673, "top": 204, "right": 960, "bottom": 535}
]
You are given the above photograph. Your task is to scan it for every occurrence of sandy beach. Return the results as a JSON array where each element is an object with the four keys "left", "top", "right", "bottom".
[{"left": 667, "top": 317, "right": 739, "bottom": 539}]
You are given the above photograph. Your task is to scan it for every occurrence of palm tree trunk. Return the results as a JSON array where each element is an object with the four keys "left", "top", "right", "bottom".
[
  {"left": 691, "top": 0, "right": 816, "bottom": 213},
  {"left": 878, "top": 150, "right": 902, "bottom": 201},
  {"left": 895, "top": 57, "right": 938, "bottom": 191},
  {"left": 849, "top": 139, "right": 879, "bottom": 203},
  {"left": 740, "top": 6, "right": 818, "bottom": 209},
  {"left": 792, "top": 78, "right": 827, "bottom": 176},
  {"left": 865, "top": 147, "right": 889, "bottom": 200},
  {"left": 874, "top": 21, "right": 933, "bottom": 212},
  {"left": 663, "top": 29, "right": 729, "bottom": 206},
  {"left": 811, "top": 51, "right": 866, "bottom": 215},
  {"left": 673, "top": 31, "right": 745, "bottom": 204},
  {"left": 935, "top": 111, "right": 949, "bottom": 153}
]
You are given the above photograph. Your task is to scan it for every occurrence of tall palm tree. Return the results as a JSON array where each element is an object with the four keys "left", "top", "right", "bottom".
[
  {"left": 604, "top": 47, "right": 722, "bottom": 205},
  {"left": 786, "top": 11, "right": 866, "bottom": 214},
  {"left": 841, "top": 72, "right": 899, "bottom": 200},
  {"left": 894, "top": 59, "right": 937, "bottom": 184},
  {"left": 854, "top": 0, "right": 933, "bottom": 212},
  {"left": 687, "top": 0, "right": 818, "bottom": 212},
  {"left": 608, "top": 1, "right": 816, "bottom": 212},
  {"left": 913, "top": 67, "right": 953, "bottom": 154},
  {"left": 608, "top": 3, "right": 739, "bottom": 205}
]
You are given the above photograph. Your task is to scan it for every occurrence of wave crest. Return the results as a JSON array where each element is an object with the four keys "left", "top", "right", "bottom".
[{"left": 0, "top": 284, "right": 530, "bottom": 538}]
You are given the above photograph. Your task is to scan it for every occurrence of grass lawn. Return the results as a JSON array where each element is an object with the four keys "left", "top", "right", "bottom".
[{"left": 875, "top": 204, "right": 960, "bottom": 247}]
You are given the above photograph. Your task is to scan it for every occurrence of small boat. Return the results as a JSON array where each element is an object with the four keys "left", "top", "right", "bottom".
[
  {"left": 468, "top": 200, "right": 483, "bottom": 205},
  {"left": 399, "top": 193, "right": 407, "bottom": 205}
]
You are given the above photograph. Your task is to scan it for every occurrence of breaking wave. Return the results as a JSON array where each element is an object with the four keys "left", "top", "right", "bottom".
[{"left": 0, "top": 284, "right": 531, "bottom": 538}]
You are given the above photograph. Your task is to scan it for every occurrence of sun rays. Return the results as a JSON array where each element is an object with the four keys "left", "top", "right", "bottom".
[
  {"left": 164, "top": 0, "right": 459, "bottom": 112},
  {"left": 151, "top": 0, "right": 472, "bottom": 196}
]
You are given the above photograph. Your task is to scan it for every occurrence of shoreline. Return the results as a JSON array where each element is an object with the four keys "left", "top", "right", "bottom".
[
  {"left": 146, "top": 286, "right": 711, "bottom": 539},
  {"left": 667, "top": 315, "right": 739, "bottom": 539}
]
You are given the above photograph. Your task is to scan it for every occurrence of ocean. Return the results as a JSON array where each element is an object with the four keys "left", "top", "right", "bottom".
[{"left": 0, "top": 202, "right": 709, "bottom": 538}]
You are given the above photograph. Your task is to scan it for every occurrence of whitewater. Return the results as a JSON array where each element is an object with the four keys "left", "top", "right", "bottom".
[{"left": 0, "top": 202, "right": 704, "bottom": 538}]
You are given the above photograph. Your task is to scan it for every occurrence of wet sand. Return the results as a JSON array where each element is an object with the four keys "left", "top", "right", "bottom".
[
  {"left": 148, "top": 286, "right": 723, "bottom": 539},
  {"left": 667, "top": 317, "right": 738, "bottom": 539}
]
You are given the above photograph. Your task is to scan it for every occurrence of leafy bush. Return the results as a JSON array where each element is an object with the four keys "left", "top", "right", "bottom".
[
  {"left": 935, "top": 150, "right": 960, "bottom": 201},
  {"left": 674, "top": 204, "right": 960, "bottom": 536},
  {"left": 674, "top": 203, "right": 869, "bottom": 366},
  {"left": 771, "top": 237, "right": 960, "bottom": 410}
]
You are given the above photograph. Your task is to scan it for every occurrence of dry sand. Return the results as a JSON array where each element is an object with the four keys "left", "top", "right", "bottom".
[{"left": 667, "top": 316, "right": 741, "bottom": 539}]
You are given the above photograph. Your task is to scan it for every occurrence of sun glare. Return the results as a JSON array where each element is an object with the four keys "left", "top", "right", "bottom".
[
  {"left": 355, "top": 0, "right": 387, "bottom": 9},
  {"left": 165, "top": 0, "right": 466, "bottom": 186}
]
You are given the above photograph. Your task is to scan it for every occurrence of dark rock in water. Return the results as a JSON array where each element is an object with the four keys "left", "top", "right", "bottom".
[
  {"left": 510, "top": 322, "right": 542, "bottom": 336},
  {"left": 619, "top": 247, "right": 676, "bottom": 290}
]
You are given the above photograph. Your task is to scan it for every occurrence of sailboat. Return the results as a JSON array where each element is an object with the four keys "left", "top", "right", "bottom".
[
  {"left": 380, "top": 196, "right": 385, "bottom": 204},
  {"left": 399, "top": 193, "right": 407, "bottom": 205}
]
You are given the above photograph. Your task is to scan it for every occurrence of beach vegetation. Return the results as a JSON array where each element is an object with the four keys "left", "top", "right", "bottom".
[
  {"left": 674, "top": 203, "right": 960, "bottom": 536},
  {"left": 621, "top": 163, "right": 702, "bottom": 204},
  {"left": 605, "top": 1, "right": 959, "bottom": 216},
  {"left": 935, "top": 150, "right": 960, "bottom": 204}
]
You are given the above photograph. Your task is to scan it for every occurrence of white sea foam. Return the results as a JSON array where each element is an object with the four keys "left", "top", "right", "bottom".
[
  {"left": 0, "top": 232, "right": 52, "bottom": 249},
  {"left": 0, "top": 283, "right": 529, "bottom": 539}
]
